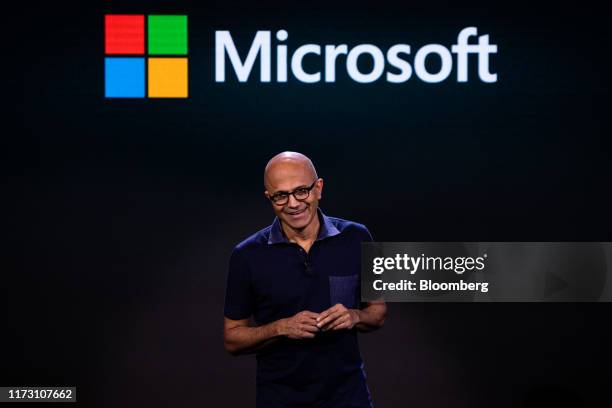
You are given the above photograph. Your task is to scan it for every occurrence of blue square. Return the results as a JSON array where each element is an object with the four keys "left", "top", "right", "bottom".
[{"left": 105, "top": 57, "right": 145, "bottom": 98}]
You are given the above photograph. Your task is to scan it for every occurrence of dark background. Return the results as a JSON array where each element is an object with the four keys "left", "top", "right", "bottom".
[{"left": 6, "top": 0, "right": 611, "bottom": 407}]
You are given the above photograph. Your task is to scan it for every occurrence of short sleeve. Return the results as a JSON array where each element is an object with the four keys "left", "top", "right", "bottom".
[
  {"left": 223, "top": 247, "right": 254, "bottom": 320},
  {"left": 357, "top": 224, "right": 380, "bottom": 305},
  {"left": 359, "top": 223, "right": 374, "bottom": 243}
]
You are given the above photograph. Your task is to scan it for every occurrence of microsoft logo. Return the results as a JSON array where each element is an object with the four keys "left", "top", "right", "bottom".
[{"left": 104, "top": 14, "right": 188, "bottom": 98}]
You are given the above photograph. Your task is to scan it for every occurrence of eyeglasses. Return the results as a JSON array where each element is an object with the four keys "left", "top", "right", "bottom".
[{"left": 268, "top": 180, "right": 318, "bottom": 205}]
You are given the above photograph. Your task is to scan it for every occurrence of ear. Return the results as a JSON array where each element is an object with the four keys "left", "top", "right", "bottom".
[
  {"left": 316, "top": 178, "right": 324, "bottom": 199},
  {"left": 264, "top": 190, "right": 270, "bottom": 199}
]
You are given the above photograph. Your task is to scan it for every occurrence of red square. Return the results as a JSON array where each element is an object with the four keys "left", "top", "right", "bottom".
[{"left": 105, "top": 15, "right": 145, "bottom": 55}]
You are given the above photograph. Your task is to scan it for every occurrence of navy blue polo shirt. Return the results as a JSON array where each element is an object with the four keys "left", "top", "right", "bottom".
[{"left": 224, "top": 209, "right": 374, "bottom": 408}]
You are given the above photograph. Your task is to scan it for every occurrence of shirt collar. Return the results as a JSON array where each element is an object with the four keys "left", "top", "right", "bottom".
[{"left": 268, "top": 207, "right": 340, "bottom": 245}]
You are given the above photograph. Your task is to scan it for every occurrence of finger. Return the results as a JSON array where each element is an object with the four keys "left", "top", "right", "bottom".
[
  {"left": 329, "top": 315, "right": 350, "bottom": 331},
  {"left": 300, "top": 324, "right": 320, "bottom": 333},
  {"left": 301, "top": 311, "right": 320, "bottom": 320},
  {"left": 316, "top": 304, "right": 340, "bottom": 322},
  {"left": 323, "top": 312, "right": 351, "bottom": 330},
  {"left": 299, "top": 330, "right": 315, "bottom": 338},
  {"left": 317, "top": 312, "right": 338, "bottom": 328},
  {"left": 318, "top": 310, "right": 343, "bottom": 329},
  {"left": 298, "top": 316, "right": 319, "bottom": 325},
  {"left": 331, "top": 321, "right": 349, "bottom": 331},
  {"left": 316, "top": 310, "right": 330, "bottom": 322},
  {"left": 317, "top": 305, "right": 337, "bottom": 322},
  {"left": 330, "top": 303, "right": 346, "bottom": 312}
]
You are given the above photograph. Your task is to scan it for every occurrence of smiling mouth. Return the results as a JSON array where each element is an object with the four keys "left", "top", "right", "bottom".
[{"left": 287, "top": 208, "right": 307, "bottom": 216}]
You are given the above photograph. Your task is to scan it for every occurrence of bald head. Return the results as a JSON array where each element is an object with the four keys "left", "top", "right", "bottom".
[
  {"left": 264, "top": 152, "right": 318, "bottom": 191},
  {"left": 263, "top": 152, "right": 323, "bottom": 233}
]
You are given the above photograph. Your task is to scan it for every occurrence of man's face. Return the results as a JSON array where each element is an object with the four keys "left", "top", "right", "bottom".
[{"left": 265, "top": 162, "right": 323, "bottom": 232}]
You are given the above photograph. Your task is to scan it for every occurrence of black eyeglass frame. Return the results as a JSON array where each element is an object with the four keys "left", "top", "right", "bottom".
[{"left": 267, "top": 179, "right": 319, "bottom": 205}]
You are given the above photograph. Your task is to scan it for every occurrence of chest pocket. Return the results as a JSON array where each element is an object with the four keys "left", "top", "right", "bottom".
[{"left": 329, "top": 275, "right": 359, "bottom": 309}]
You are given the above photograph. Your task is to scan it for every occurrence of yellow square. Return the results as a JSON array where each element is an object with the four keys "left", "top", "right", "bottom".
[{"left": 148, "top": 58, "right": 188, "bottom": 98}]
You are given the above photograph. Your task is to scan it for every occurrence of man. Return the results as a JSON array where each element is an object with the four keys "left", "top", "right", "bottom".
[{"left": 223, "top": 151, "right": 386, "bottom": 408}]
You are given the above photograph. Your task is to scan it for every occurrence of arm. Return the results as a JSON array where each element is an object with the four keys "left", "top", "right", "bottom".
[
  {"left": 354, "top": 300, "right": 386, "bottom": 332},
  {"left": 224, "top": 311, "right": 321, "bottom": 356},
  {"left": 223, "top": 317, "right": 281, "bottom": 356}
]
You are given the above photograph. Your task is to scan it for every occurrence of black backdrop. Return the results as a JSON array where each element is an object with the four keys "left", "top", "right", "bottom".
[{"left": 7, "top": 1, "right": 612, "bottom": 407}]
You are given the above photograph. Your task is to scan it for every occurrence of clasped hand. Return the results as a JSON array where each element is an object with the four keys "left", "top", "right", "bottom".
[{"left": 278, "top": 304, "right": 360, "bottom": 340}]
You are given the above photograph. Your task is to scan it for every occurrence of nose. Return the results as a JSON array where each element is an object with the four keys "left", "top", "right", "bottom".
[{"left": 286, "top": 193, "right": 301, "bottom": 208}]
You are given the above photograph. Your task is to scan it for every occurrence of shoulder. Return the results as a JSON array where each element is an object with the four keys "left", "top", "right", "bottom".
[
  {"left": 232, "top": 224, "right": 272, "bottom": 254},
  {"left": 327, "top": 215, "right": 374, "bottom": 242}
]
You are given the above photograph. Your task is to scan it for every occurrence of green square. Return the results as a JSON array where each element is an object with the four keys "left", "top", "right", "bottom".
[{"left": 148, "top": 15, "right": 187, "bottom": 55}]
